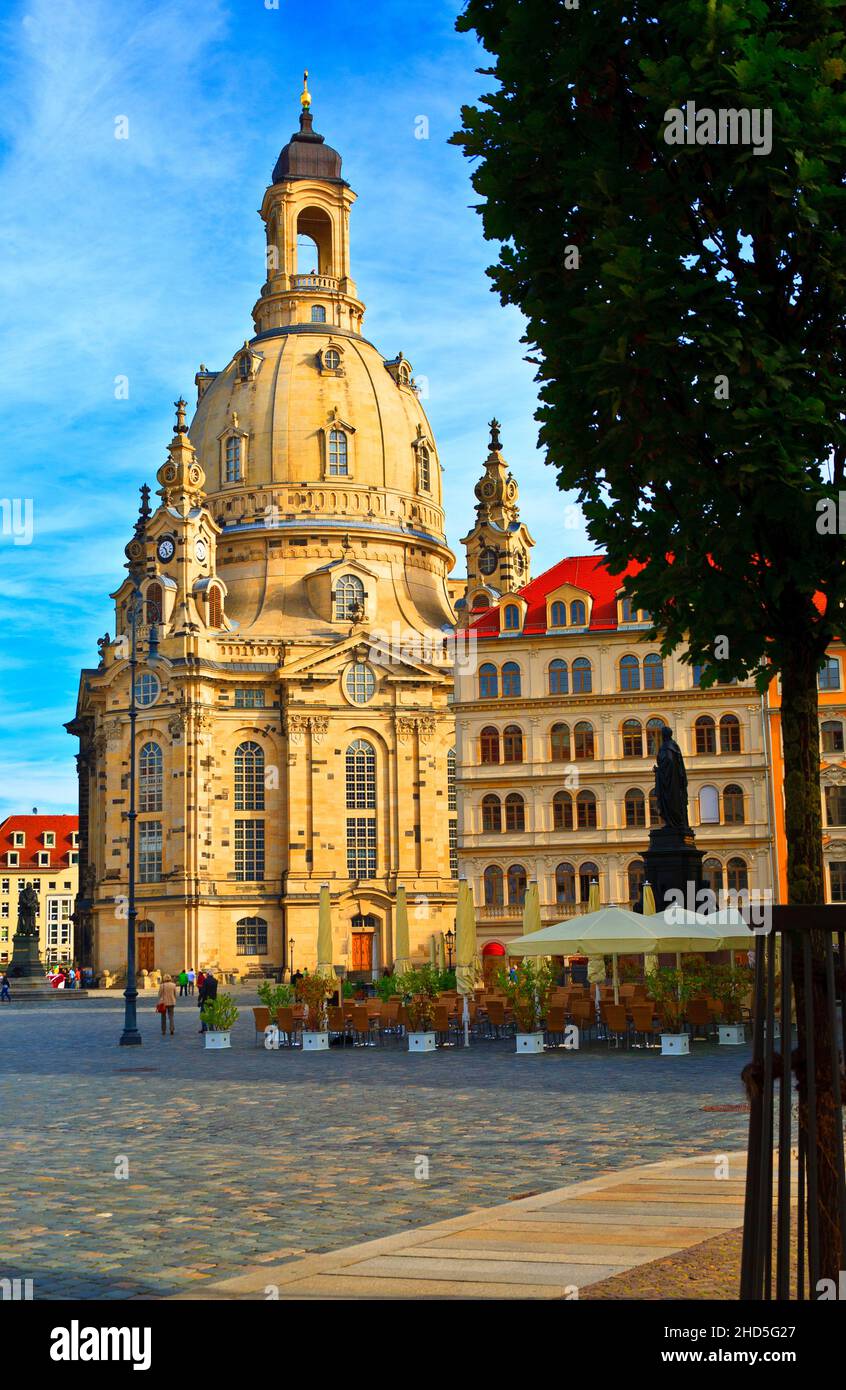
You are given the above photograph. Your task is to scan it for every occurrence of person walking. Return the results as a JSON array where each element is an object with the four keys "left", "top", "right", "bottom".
[
  {"left": 198, "top": 969, "right": 217, "bottom": 1032},
  {"left": 177, "top": 968, "right": 188, "bottom": 997},
  {"left": 0, "top": 974, "right": 10, "bottom": 1002},
  {"left": 187, "top": 967, "right": 196, "bottom": 995},
  {"left": 66, "top": 965, "right": 76, "bottom": 990},
  {"left": 158, "top": 973, "right": 178, "bottom": 1036}
]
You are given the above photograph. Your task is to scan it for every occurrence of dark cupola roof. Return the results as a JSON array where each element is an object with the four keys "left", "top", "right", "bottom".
[{"left": 272, "top": 73, "right": 345, "bottom": 185}]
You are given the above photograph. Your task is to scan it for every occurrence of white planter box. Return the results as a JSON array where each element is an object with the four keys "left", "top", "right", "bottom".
[
  {"left": 302, "top": 1030, "right": 329, "bottom": 1051},
  {"left": 408, "top": 1032, "right": 436, "bottom": 1052},
  {"left": 660, "top": 1032, "right": 690, "bottom": 1056},
  {"left": 718, "top": 1024, "right": 746, "bottom": 1046},
  {"left": 516, "top": 1032, "right": 545, "bottom": 1054},
  {"left": 204, "top": 1030, "right": 230, "bottom": 1050}
]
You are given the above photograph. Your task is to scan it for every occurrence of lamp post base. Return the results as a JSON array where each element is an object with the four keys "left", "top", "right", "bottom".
[{"left": 119, "top": 1030, "right": 143, "bottom": 1046}]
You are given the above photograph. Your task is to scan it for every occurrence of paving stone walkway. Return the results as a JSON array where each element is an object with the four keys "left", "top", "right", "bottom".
[
  {"left": 0, "top": 996, "right": 753, "bottom": 1299},
  {"left": 189, "top": 1151, "right": 748, "bottom": 1300}
]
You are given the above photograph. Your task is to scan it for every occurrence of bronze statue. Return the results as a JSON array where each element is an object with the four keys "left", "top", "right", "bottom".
[
  {"left": 654, "top": 725, "right": 690, "bottom": 832},
  {"left": 17, "top": 882, "right": 40, "bottom": 937}
]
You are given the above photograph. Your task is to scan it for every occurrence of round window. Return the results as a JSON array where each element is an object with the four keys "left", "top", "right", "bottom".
[
  {"left": 134, "top": 673, "right": 160, "bottom": 707},
  {"left": 324, "top": 349, "right": 341, "bottom": 370},
  {"left": 345, "top": 662, "right": 376, "bottom": 704},
  {"left": 479, "top": 547, "right": 498, "bottom": 576}
]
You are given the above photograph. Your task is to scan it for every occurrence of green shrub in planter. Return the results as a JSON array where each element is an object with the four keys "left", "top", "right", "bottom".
[
  {"left": 257, "top": 980, "right": 294, "bottom": 1014},
  {"left": 200, "top": 993, "right": 239, "bottom": 1032}
]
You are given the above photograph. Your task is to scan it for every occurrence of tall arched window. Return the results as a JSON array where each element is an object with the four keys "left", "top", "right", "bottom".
[
  {"left": 695, "top": 715, "right": 716, "bottom": 754},
  {"left": 311, "top": 304, "right": 327, "bottom": 323},
  {"left": 507, "top": 864, "right": 527, "bottom": 906},
  {"left": 819, "top": 657, "right": 841, "bottom": 691},
  {"left": 139, "top": 741, "right": 163, "bottom": 813},
  {"left": 479, "top": 663, "right": 498, "bottom": 699},
  {"left": 576, "top": 789, "right": 597, "bottom": 829},
  {"left": 579, "top": 862, "right": 599, "bottom": 902},
  {"left": 698, "top": 784, "right": 720, "bottom": 824},
  {"left": 550, "top": 722, "right": 571, "bottom": 761},
  {"left": 328, "top": 428, "right": 348, "bottom": 476},
  {"left": 548, "top": 659, "right": 569, "bottom": 694},
  {"left": 480, "top": 726, "right": 500, "bottom": 764},
  {"left": 334, "top": 573, "right": 364, "bottom": 621},
  {"left": 550, "top": 601, "right": 567, "bottom": 627},
  {"left": 622, "top": 719, "right": 643, "bottom": 758},
  {"left": 726, "top": 857, "right": 748, "bottom": 892},
  {"left": 719, "top": 713, "right": 741, "bottom": 753},
  {"left": 418, "top": 445, "right": 431, "bottom": 492},
  {"left": 620, "top": 655, "right": 640, "bottom": 691},
  {"left": 208, "top": 585, "right": 223, "bottom": 628},
  {"left": 505, "top": 792, "right": 525, "bottom": 832},
  {"left": 346, "top": 739, "right": 377, "bottom": 877},
  {"left": 555, "top": 862, "right": 576, "bottom": 904},
  {"left": 483, "top": 865, "right": 504, "bottom": 906},
  {"left": 703, "top": 858, "right": 723, "bottom": 896},
  {"left": 574, "top": 721, "right": 594, "bottom": 760},
  {"left": 482, "top": 794, "right": 502, "bottom": 833},
  {"left": 503, "top": 604, "right": 521, "bottom": 631},
  {"left": 236, "top": 916, "right": 268, "bottom": 955},
  {"left": 649, "top": 787, "right": 662, "bottom": 825},
  {"left": 225, "top": 435, "right": 242, "bottom": 482},
  {"left": 570, "top": 600, "right": 586, "bottom": 626},
  {"left": 503, "top": 725, "right": 523, "bottom": 763},
  {"left": 447, "top": 747, "right": 456, "bottom": 810},
  {"left": 646, "top": 718, "right": 665, "bottom": 757},
  {"left": 822, "top": 720, "right": 845, "bottom": 754},
  {"left": 145, "top": 582, "right": 163, "bottom": 626},
  {"left": 624, "top": 787, "right": 646, "bottom": 828},
  {"left": 643, "top": 653, "right": 664, "bottom": 690},
  {"left": 501, "top": 662, "right": 521, "bottom": 697},
  {"left": 723, "top": 784, "right": 745, "bottom": 824},
  {"left": 627, "top": 861, "right": 646, "bottom": 909},
  {"left": 572, "top": 657, "right": 592, "bottom": 693},
  {"left": 234, "top": 741, "right": 265, "bottom": 810},
  {"left": 553, "top": 790, "right": 573, "bottom": 830},
  {"left": 345, "top": 739, "right": 376, "bottom": 809}
]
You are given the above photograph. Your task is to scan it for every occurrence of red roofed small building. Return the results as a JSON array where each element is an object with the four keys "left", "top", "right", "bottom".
[
  {"left": 0, "top": 813, "right": 79, "bottom": 967},
  {"left": 454, "top": 554, "right": 776, "bottom": 960}
]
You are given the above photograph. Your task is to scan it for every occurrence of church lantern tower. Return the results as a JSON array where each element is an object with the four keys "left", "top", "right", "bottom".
[{"left": 459, "top": 419, "right": 535, "bottom": 622}]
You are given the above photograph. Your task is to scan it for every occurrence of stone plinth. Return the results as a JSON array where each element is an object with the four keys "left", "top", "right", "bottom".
[{"left": 642, "top": 826, "right": 705, "bottom": 913}]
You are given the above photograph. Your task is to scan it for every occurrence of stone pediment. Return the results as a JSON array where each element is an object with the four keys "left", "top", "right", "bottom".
[{"left": 279, "top": 631, "right": 450, "bottom": 685}]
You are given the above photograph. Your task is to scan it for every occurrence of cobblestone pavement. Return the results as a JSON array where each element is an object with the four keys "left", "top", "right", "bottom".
[{"left": 0, "top": 995, "right": 753, "bottom": 1299}]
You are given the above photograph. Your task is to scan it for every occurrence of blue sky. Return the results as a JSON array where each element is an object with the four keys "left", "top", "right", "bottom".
[{"left": 0, "top": 0, "right": 590, "bottom": 817}]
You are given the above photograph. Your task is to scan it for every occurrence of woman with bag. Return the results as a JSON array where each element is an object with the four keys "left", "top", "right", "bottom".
[{"left": 157, "top": 973, "right": 178, "bottom": 1037}]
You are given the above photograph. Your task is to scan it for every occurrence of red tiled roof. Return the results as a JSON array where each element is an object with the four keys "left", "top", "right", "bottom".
[
  {"left": 469, "top": 554, "right": 644, "bottom": 636},
  {"left": 0, "top": 814, "right": 79, "bottom": 869}
]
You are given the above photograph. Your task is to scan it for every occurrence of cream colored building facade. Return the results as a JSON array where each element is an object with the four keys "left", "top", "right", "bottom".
[
  {"left": 68, "top": 94, "right": 459, "bottom": 980},
  {"left": 454, "top": 554, "right": 775, "bottom": 953},
  {"left": 0, "top": 815, "right": 79, "bottom": 968}
]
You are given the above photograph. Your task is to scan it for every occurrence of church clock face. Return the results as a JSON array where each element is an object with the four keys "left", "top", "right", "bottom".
[
  {"left": 513, "top": 551, "right": 526, "bottom": 577},
  {"left": 157, "top": 537, "right": 175, "bottom": 564},
  {"left": 479, "top": 547, "right": 499, "bottom": 576},
  {"left": 195, "top": 538, "right": 208, "bottom": 564}
]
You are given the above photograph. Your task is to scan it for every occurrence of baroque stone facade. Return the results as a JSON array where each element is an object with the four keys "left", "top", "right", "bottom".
[{"left": 67, "top": 96, "right": 459, "bottom": 978}]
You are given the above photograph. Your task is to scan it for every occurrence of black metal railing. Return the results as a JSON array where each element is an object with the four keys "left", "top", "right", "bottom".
[{"left": 740, "top": 905, "right": 846, "bottom": 1299}]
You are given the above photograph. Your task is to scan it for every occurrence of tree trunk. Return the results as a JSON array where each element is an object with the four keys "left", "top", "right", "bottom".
[{"left": 780, "top": 652, "right": 844, "bottom": 1282}]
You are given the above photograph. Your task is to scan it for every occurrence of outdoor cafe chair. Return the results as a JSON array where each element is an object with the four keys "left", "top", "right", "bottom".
[
  {"left": 276, "top": 1006, "right": 302, "bottom": 1048},
  {"left": 327, "top": 1005, "right": 349, "bottom": 1047},
  {"left": 252, "top": 1005, "right": 271, "bottom": 1047},
  {"left": 352, "top": 1004, "right": 377, "bottom": 1047},
  {"left": 484, "top": 998, "right": 508, "bottom": 1039},
  {"left": 544, "top": 1004, "right": 568, "bottom": 1049},
  {"left": 687, "top": 998, "right": 716, "bottom": 1042},
  {"left": 601, "top": 1002, "right": 630, "bottom": 1048},
  {"left": 630, "top": 1004, "right": 663, "bottom": 1048},
  {"left": 432, "top": 1003, "right": 456, "bottom": 1047},
  {"left": 568, "top": 997, "right": 595, "bottom": 1043}
]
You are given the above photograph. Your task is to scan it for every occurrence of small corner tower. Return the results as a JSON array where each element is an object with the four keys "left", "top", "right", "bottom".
[{"left": 459, "top": 419, "right": 535, "bottom": 620}]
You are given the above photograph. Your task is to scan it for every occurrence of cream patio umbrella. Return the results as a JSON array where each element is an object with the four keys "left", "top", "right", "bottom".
[
  {"left": 642, "top": 883, "right": 659, "bottom": 977},
  {"left": 522, "top": 880, "right": 542, "bottom": 936},
  {"left": 316, "top": 882, "right": 333, "bottom": 978},
  {"left": 509, "top": 905, "right": 661, "bottom": 1007},
  {"left": 429, "top": 933, "right": 437, "bottom": 968},
  {"left": 455, "top": 878, "right": 480, "bottom": 1047},
  {"left": 586, "top": 879, "right": 605, "bottom": 1006},
  {"left": 393, "top": 885, "right": 412, "bottom": 977},
  {"left": 436, "top": 931, "right": 446, "bottom": 973}
]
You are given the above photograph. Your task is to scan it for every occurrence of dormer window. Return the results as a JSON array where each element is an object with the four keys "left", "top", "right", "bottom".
[
  {"left": 324, "top": 349, "right": 340, "bottom": 370},
  {"left": 43, "top": 832, "right": 55, "bottom": 848},
  {"left": 12, "top": 832, "right": 24, "bottom": 848},
  {"left": 7, "top": 852, "right": 18, "bottom": 867},
  {"left": 418, "top": 445, "right": 431, "bottom": 493},
  {"left": 225, "top": 436, "right": 242, "bottom": 483},
  {"left": 237, "top": 354, "right": 250, "bottom": 381},
  {"left": 550, "top": 601, "right": 567, "bottom": 628},
  {"left": 71, "top": 832, "right": 79, "bottom": 847},
  {"left": 208, "top": 585, "right": 223, "bottom": 629},
  {"left": 334, "top": 574, "right": 365, "bottom": 622},
  {"left": 37, "top": 851, "right": 50, "bottom": 867},
  {"left": 328, "top": 428, "right": 348, "bottom": 476},
  {"left": 311, "top": 305, "right": 327, "bottom": 323},
  {"left": 504, "top": 604, "right": 521, "bottom": 631},
  {"left": 570, "top": 600, "right": 586, "bottom": 626}
]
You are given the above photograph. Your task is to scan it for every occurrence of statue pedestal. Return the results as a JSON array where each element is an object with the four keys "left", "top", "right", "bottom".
[
  {"left": 9, "top": 930, "right": 48, "bottom": 981},
  {"left": 642, "top": 826, "right": 705, "bottom": 914}
]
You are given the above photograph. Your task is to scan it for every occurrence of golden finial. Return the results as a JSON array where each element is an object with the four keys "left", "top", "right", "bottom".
[{"left": 301, "top": 69, "right": 311, "bottom": 110}]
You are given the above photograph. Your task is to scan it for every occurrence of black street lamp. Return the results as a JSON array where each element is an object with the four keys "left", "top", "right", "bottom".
[
  {"left": 289, "top": 938, "right": 295, "bottom": 980},
  {"left": 444, "top": 927, "right": 455, "bottom": 970}
]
